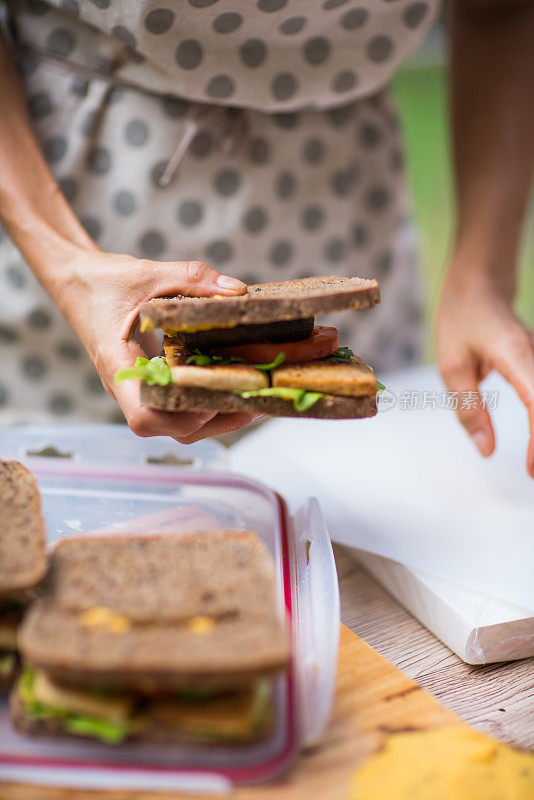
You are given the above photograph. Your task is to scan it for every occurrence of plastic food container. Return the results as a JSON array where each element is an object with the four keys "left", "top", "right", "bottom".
[{"left": 0, "top": 425, "right": 339, "bottom": 794}]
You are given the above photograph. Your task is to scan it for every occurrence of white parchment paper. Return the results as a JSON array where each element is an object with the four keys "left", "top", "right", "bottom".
[{"left": 230, "top": 366, "right": 534, "bottom": 610}]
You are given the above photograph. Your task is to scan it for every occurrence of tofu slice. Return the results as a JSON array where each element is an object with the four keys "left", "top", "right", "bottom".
[
  {"left": 164, "top": 337, "right": 269, "bottom": 391},
  {"left": 171, "top": 364, "right": 269, "bottom": 392},
  {"left": 272, "top": 355, "right": 376, "bottom": 398},
  {"left": 146, "top": 682, "right": 270, "bottom": 739},
  {"left": 33, "top": 670, "right": 134, "bottom": 722}
]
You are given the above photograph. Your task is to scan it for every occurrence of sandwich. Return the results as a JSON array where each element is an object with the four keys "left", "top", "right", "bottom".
[
  {"left": 0, "top": 460, "right": 47, "bottom": 692},
  {"left": 116, "top": 276, "right": 382, "bottom": 419},
  {"left": 11, "top": 531, "right": 290, "bottom": 745}
]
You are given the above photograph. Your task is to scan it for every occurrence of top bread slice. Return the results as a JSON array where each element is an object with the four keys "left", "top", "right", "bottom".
[
  {"left": 140, "top": 276, "right": 380, "bottom": 331},
  {"left": 18, "top": 532, "right": 290, "bottom": 691},
  {"left": 0, "top": 460, "right": 47, "bottom": 596},
  {"left": 31, "top": 532, "right": 278, "bottom": 620}
]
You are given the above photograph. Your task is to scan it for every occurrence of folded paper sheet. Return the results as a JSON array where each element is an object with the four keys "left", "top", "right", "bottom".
[
  {"left": 352, "top": 548, "right": 534, "bottom": 663},
  {"left": 230, "top": 367, "right": 534, "bottom": 611}
]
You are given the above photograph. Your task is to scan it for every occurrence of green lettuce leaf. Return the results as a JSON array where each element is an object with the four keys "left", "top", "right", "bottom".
[
  {"left": 250, "top": 679, "right": 271, "bottom": 727},
  {"left": 114, "top": 357, "right": 173, "bottom": 386},
  {"left": 253, "top": 352, "right": 286, "bottom": 371},
  {"left": 186, "top": 352, "right": 212, "bottom": 366},
  {"left": 325, "top": 346, "right": 354, "bottom": 362},
  {"left": 237, "top": 387, "right": 324, "bottom": 411},
  {"left": 365, "top": 363, "right": 386, "bottom": 392},
  {"left": 186, "top": 349, "right": 286, "bottom": 371},
  {"left": 63, "top": 715, "right": 129, "bottom": 744},
  {"left": 186, "top": 349, "right": 246, "bottom": 367},
  {"left": 18, "top": 668, "right": 130, "bottom": 745},
  {"left": 295, "top": 392, "right": 324, "bottom": 412},
  {"left": 0, "top": 652, "right": 15, "bottom": 676}
]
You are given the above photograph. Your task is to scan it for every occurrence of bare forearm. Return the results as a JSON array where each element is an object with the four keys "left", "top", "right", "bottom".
[
  {"left": 436, "top": 2, "right": 534, "bottom": 475},
  {"left": 0, "top": 35, "right": 255, "bottom": 443},
  {"left": 0, "top": 33, "right": 96, "bottom": 286},
  {"left": 450, "top": 0, "right": 534, "bottom": 292}
]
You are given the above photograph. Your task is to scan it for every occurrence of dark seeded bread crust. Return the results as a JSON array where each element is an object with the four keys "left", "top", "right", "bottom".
[
  {"left": 0, "top": 460, "right": 47, "bottom": 595},
  {"left": 141, "top": 383, "right": 377, "bottom": 419},
  {"left": 141, "top": 276, "right": 380, "bottom": 330}
]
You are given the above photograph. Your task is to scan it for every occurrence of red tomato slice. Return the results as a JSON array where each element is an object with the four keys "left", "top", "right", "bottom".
[{"left": 210, "top": 326, "right": 339, "bottom": 364}]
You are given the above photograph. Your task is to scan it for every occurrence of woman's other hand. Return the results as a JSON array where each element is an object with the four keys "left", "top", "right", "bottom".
[
  {"left": 444, "top": 0, "right": 534, "bottom": 475},
  {"left": 436, "top": 267, "right": 534, "bottom": 476}
]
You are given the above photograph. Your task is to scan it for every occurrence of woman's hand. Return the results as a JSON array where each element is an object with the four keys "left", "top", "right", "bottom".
[
  {"left": 0, "top": 36, "right": 257, "bottom": 443},
  {"left": 54, "top": 249, "right": 258, "bottom": 443},
  {"left": 435, "top": 267, "right": 534, "bottom": 476}
]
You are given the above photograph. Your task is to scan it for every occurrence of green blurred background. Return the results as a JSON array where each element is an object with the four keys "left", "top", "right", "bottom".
[{"left": 392, "top": 48, "right": 534, "bottom": 362}]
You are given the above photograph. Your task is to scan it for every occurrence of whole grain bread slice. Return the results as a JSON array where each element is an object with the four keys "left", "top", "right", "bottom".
[
  {"left": 18, "top": 532, "right": 290, "bottom": 692},
  {"left": 35, "top": 532, "right": 278, "bottom": 620},
  {"left": 141, "top": 276, "right": 380, "bottom": 331},
  {"left": 0, "top": 460, "right": 47, "bottom": 596},
  {"left": 19, "top": 603, "right": 289, "bottom": 693},
  {"left": 141, "top": 383, "right": 377, "bottom": 419}
]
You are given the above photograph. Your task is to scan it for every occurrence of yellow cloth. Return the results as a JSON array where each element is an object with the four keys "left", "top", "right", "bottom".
[{"left": 350, "top": 726, "right": 534, "bottom": 800}]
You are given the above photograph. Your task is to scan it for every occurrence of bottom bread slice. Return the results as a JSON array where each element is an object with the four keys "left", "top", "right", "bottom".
[{"left": 141, "top": 383, "right": 376, "bottom": 419}]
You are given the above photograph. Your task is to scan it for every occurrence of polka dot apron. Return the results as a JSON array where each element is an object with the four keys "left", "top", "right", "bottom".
[{"left": 0, "top": 0, "right": 437, "bottom": 424}]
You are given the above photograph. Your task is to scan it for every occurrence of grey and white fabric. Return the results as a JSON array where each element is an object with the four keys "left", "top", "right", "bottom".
[{"left": 0, "top": 0, "right": 437, "bottom": 423}]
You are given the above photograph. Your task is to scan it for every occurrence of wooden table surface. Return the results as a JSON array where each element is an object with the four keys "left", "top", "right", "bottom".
[
  {"left": 0, "top": 625, "right": 463, "bottom": 800},
  {"left": 1, "top": 543, "right": 531, "bottom": 799},
  {"left": 336, "top": 545, "right": 534, "bottom": 751}
]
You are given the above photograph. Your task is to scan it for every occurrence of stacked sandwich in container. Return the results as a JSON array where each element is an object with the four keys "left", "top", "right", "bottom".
[
  {"left": 0, "top": 461, "right": 47, "bottom": 692},
  {"left": 1, "top": 460, "right": 289, "bottom": 746}
]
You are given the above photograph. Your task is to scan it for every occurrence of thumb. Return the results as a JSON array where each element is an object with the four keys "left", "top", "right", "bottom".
[
  {"left": 439, "top": 352, "right": 495, "bottom": 458},
  {"left": 149, "top": 260, "right": 246, "bottom": 299},
  {"left": 103, "top": 338, "right": 216, "bottom": 439}
]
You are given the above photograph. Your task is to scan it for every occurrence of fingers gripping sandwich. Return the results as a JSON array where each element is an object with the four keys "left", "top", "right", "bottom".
[
  {"left": 116, "top": 276, "right": 382, "bottom": 419},
  {"left": 0, "top": 460, "right": 47, "bottom": 691},
  {"left": 11, "top": 532, "right": 290, "bottom": 745}
]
